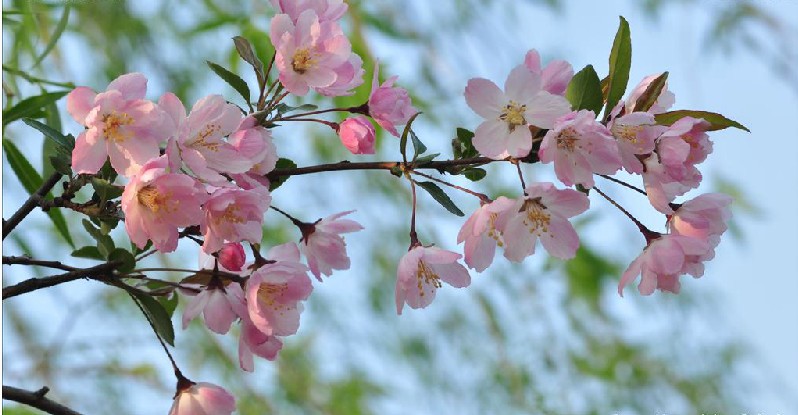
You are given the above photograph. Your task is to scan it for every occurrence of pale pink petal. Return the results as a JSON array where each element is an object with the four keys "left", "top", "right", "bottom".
[
  {"left": 107, "top": 72, "right": 147, "bottom": 100},
  {"left": 71, "top": 131, "right": 107, "bottom": 174},
  {"left": 66, "top": 87, "right": 97, "bottom": 125},
  {"left": 464, "top": 78, "right": 504, "bottom": 119}
]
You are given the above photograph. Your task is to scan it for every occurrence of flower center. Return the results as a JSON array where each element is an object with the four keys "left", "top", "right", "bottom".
[
  {"left": 102, "top": 111, "right": 134, "bottom": 142},
  {"left": 520, "top": 197, "right": 551, "bottom": 234},
  {"left": 556, "top": 127, "right": 580, "bottom": 152},
  {"left": 499, "top": 101, "right": 527, "bottom": 131},
  {"left": 611, "top": 124, "right": 642, "bottom": 144},
  {"left": 215, "top": 204, "right": 244, "bottom": 225},
  {"left": 292, "top": 48, "right": 315, "bottom": 74},
  {"left": 258, "top": 283, "right": 288, "bottom": 309},
  {"left": 190, "top": 124, "right": 222, "bottom": 151},
  {"left": 487, "top": 213, "right": 504, "bottom": 247},
  {"left": 415, "top": 260, "right": 441, "bottom": 297},
  {"left": 137, "top": 185, "right": 175, "bottom": 214}
]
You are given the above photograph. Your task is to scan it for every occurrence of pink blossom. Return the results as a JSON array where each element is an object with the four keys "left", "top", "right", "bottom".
[
  {"left": 465, "top": 65, "right": 571, "bottom": 159},
  {"left": 523, "top": 49, "right": 574, "bottom": 96},
  {"left": 316, "top": 53, "right": 365, "bottom": 97},
  {"left": 182, "top": 282, "right": 245, "bottom": 335},
  {"left": 367, "top": 62, "right": 417, "bottom": 136},
  {"left": 625, "top": 73, "right": 675, "bottom": 114},
  {"left": 227, "top": 117, "right": 279, "bottom": 189},
  {"left": 338, "top": 116, "right": 376, "bottom": 154},
  {"left": 456, "top": 197, "right": 516, "bottom": 272},
  {"left": 238, "top": 312, "right": 284, "bottom": 372},
  {"left": 160, "top": 93, "right": 254, "bottom": 185},
  {"left": 395, "top": 245, "right": 471, "bottom": 314},
  {"left": 618, "top": 234, "right": 712, "bottom": 296},
  {"left": 218, "top": 242, "right": 246, "bottom": 271},
  {"left": 121, "top": 156, "right": 208, "bottom": 252},
  {"left": 300, "top": 210, "right": 364, "bottom": 280},
  {"left": 270, "top": 10, "right": 354, "bottom": 96},
  {"left": 68, "top": 73, "right": 172, "bottom": 177},
  {"left": 607, "top": 111, "right": 664, "bottom": 174},
  {"left": 539, "top": 110, "right": 622, "bottom": 188},
  {"left": 501, "top": 183, "right": 589, "bottom": 261},
  {"left": 642, "top": 117, "right": 711, "bottom": 213},
  {"left": 269, "top": 0, "right": 348, "bottom": 23},
  {"left": 201, "top": 186, "right": 271, "bottom": 254},
  {"left": 669, "top": 193, "right": 733, "bottom": 246},
  {"left": 169, "top": 382, "right": 236, "bottom": 415},
  {"left": 246, "top": 243, "right": 313, "bottom": 336}
]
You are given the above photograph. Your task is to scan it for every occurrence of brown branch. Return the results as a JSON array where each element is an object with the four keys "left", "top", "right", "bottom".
[
  {"left": 2, "top": 172, "right": 63, "bottom": 240},
  {"left": 2, "top": 385, "right": 83, "bottom": 415},
  {"left": 3, "top": 256, "right": 76, "bottom": 271},
  {"left": 2, "top": 262, "right": 119, "bottom": 300},
  {"left": 267, "top": 156, "right": 495, "bottom": 179}
]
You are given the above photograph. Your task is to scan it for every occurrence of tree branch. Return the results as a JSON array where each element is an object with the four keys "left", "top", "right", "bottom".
[
  {"left": 3, "top": 255, "right": 76, "bottom": 271},
  {"left": 2, "top": 262, "right": 119, "bottom": 300},
  {"left": 2, "top": 385, "right": 83, "bottom": 415},
  {"left": 266, "top": 156, "right": 495, "bottom": 179},
  {"left": 2, "top": 172, "right": 63, "bottom": 240}
]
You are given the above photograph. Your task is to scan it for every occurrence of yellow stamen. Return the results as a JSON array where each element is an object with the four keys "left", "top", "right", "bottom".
[
  {"left": 102, "top": 111, "right": 134, "bottom": 143},
  {"left": 556, "top": 127, "right": 580, "bottom": 152},
  {"left": 415, "top": 260, "right": 442, "bottom": 297},
  {"left": 499, "top": 101, "right": 527, "bottom": 131},
  {"left": 292, "top": 48, "right": 315, "bottom": 74},
  {"left": 520, "top": 198, "right": 551, "bottom": 235}
]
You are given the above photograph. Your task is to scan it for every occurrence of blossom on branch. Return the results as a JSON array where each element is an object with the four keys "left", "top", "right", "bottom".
[
  {"left": 200, "top": 186, "right": 271, "bottom": 254},
  {"left": 395, "top": 246, "right": 471, "bottom": 314},
  {"left": 457, "top": 196, "right": 516, "bottom": 272},
  {"left": 539, "top": 110, "right": 622, "bottom": 188},
  {"left": 367, "top": 62, "right": 417, "bottom": 137},
  {"left": 618, "top": 234, "right": 712, "bottom": 296},
  {"left": 121, "top": 156, "right": 208, "bottom": 252},
  {"left": 299, "top": 210, "right": 364, "bottom": 280},
  {"left": 68, "top": 72, "right": 172, "bottom": 177},
  {"left": 246, "top": 243, "right": 313, "bottom": 336},
  {"left": 501, "top": 183, "right": 590, "bottom": 261},
  {"left": 523, "top": 49, "right": 574, "bottom": 96},
  {"left": 465, "top": 65, "right": 571, "bottom": 159}
]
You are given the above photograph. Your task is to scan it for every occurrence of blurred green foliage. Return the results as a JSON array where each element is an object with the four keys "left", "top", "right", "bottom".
[{"left": 2, "top": 0, "right": 781, "bottom": 414}]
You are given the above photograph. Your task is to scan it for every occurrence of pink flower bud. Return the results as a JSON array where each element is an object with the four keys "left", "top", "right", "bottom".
[
  {"left": 338, "top": 116, "right": 376, "bottom": 154},
  {"left": 218, "top": 243, "right": 246, "bottom": 272},
  {"left": 169, "top": 382, "right": 236, "bottom": 415}
]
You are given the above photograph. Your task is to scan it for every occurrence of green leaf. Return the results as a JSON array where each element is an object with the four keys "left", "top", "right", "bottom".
[
  {"left": 632, "top": 72, "right": 668, "bottom": 113},
  {"left": 2, "top": 90, "right": 69, "bottom": 127},
  {"left": 71, "top": 246, "right": 104, "bottom": 260},
  {"left": 399, "top": 112, "right": 423, "bottom": 162},
  {"left": 49, "top": 154, "right": 72, "bottom": 175},
  {"left": 452, "top": 127, "right": 478, "bottom": 159},
  {"left": 2, "top": 140, "right": 74, "bottom": 247},
  {"left": 462, "top": 167, "right": 487, "bottom": 182},
  {"left": 274, "top": 103, "right": 318, "bottom": 115},
  {"left": 22, "top": 117, "right": 74, "bottom": 156},
  {"left": 233, "top": 35, "right": 265, "bottom": 87},
  {"left": 206, "top": 60, "right": 251, "bottom": 104},
  {"left": 82, "top": 219, "right": 115, "bottom": 258},
  {"left": 416, "top": 181, "right": 465, "bottom": 216},
  {"left": 654, "top": 110, "right": 750, "bottom": 132},
  {"left": 414, "top": 153, "right": 440, "bottom": 164},
  {"left": 2, "top": 139, "right": 41, "bottom": 194},
  {"left": 604, "top": 16, "right": 632, "bottom": 119},
  {"left": 32, "top": 5, "right": 70, "bottom": 67},
  {"left": 129, "top": 291, "right": 176, "bottom": 346},
  {"left": 108, "top": 248, "right": 136, "bottom": 274},
  {"left": 269, "top": 158, "right": 297, "bottom": 191},
  {"left": 409, "top": 130, "right": 427, "bottom": 161},
  {"left": 158, "top": 293, "right": 179, "bottom": 318},
  {"left": 91, "top": 177, "right": 124, "bottom": 204},
  {"left": 566, "top": 65, "right": 603, "bottom": 115}
]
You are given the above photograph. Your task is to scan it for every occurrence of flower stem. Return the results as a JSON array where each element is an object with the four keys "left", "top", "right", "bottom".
[
  {"left": 410, "top": 170, "right": 490, "bottom": 203},
  {"left": 598, "top": 174, "right": 647, "bottom": 196},
  {"left": 593, "top": 185, "right": 659, "bottom": 242}
]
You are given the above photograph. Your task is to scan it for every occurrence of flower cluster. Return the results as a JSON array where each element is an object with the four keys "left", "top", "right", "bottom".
[
  {"left": 60, "top": 2, "right": 742, "bottom": 411},
  {"left": 461, "top": 51, "right": 733, "bottom": 298}
]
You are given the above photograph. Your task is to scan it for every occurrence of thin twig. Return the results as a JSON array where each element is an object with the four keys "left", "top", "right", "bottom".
[
  {"left": 410, "top": 170, "right": 490, "bottom": 203},
  {"left": 267, "top": 157, "right": 494, "bottom": 179},
  {"left": 3, "top": 172, "right": 63, "bottom": 240},
  {"left": 598, "top": 174, "right": 647, "bottom": 196},
  {"left": 2, "top": 385, "right": 83, "bottom": 415}
]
